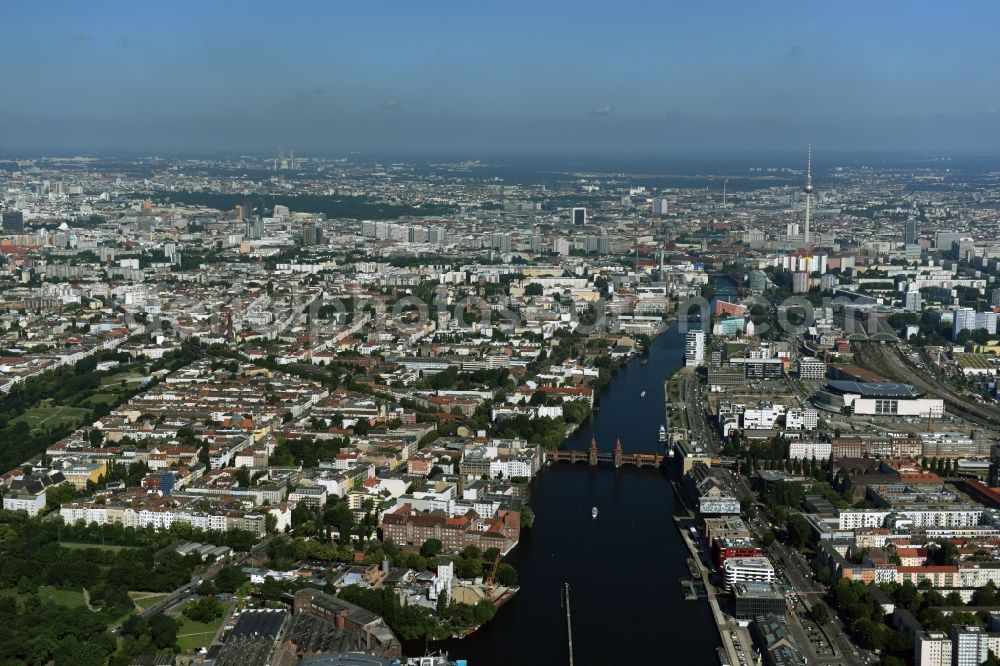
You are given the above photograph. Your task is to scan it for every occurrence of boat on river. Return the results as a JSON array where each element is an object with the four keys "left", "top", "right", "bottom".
[
  {"left": 592, "top": 507, "right": 599, "bottom": 519},
  {"left": 659, "top": 425, "right": 668, "bottom": 442},
  {"left": 640, "top": 390, "right": 646, "bottom": 398}
]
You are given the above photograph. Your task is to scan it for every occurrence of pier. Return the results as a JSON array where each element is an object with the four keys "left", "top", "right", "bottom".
[{"left": 544, "top": 437, "right": 665, "bottom": 469}]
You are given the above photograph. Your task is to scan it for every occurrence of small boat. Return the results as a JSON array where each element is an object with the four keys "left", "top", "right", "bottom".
[
  {"left": 659, "top": 425, "right": 668, "bottom": 442},
  {"left": 592, "top": 507, "right": 599, "bottom": 519},
  {"left": 641, "top": 358, "right": 648, "bottom": 365},
  {"left": 640, "top": 390, "right": 646, "bottom": 398}
]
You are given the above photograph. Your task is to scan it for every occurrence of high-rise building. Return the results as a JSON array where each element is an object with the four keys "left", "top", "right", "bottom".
[
  {"left": 988, "top": 444, "right": 1000, "bottom": 488},
  {"left": 685, "top": 330, "right": 705, "bottom": 367},
  {"left": 953, "top": 307, "right": 997, "bottom": 341},
  {"left": 905, "top": 218, "right": 918, "bottom": 245},
  {"left": 915, "top": 631, "right": 951, "bottom": 666},
  {"left": 950, "top": 625, "right": 994, "bottom": 666},
  {"left": 301, "top": 221, "right": 321, "bottom": 246},
  {"left": 904, "top": 290, "right": 922, "bottom": 312},
  {"left": 792, "top": 272, "right": 810, "bottom": 293},
  {"left": 2, "top": 210, "right": 24, "bottom": 232},
  {"left": 990, "top": 288, "right": 1000, "bottom": 308},
  {"left": 571, "top": 207, "right": 587, "bottom": 226},
  {"left": 651, "top": 198, "right": 669, "bottom": 215}
]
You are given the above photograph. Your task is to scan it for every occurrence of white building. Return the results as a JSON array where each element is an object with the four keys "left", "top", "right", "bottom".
[
  {"left": 798, "top": 357, "right": 826, "bottom": 379},
  {"left": 839, "top": 507, "right": 982, "bottom": 531},
  {"left": 953, "top": 307, "right": 998, "bottom": 341},
  {"left": 785, "top": 408, "right": 819, "bottom": 431},
  {"left": 915, "top": 631, "right": 951, "bottom": 666},
  {"left": 3, "top": 489, "right": 46, "bottom": 516},
  {"left": 685, "top": 330, "right": 705, "bottom": 367},
  {"left": 788, "top": 440, "right": 831, "bottom": 460},
  {"left": 722, "top": 557, "right": 775, "bottom": 591}
]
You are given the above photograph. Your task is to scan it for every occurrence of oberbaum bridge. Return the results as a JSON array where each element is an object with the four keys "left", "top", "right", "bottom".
[{"left": 544, "top": 437, "right": 664, "bottom": 469}]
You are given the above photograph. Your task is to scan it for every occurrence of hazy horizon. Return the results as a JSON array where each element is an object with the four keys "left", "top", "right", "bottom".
[{"left": 3, "top": 1, "right": 999, "bottom": 154}]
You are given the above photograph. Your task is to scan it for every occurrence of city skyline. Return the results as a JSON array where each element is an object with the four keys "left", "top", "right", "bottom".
[{"left": 2, "top": 1, "right": 1000, "bottom": 153}]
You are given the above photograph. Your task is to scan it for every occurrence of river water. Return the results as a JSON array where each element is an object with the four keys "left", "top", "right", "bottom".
[{"left": 414, "top": 279, "right": 740, "bottom": 665}]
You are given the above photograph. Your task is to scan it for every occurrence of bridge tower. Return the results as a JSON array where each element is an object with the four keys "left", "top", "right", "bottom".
[
  {"left": 588, "top": 438, "right": 598, "bottom": 466},
  {"left": 614, "top": 438, "right": 623, "bottom": 469}
]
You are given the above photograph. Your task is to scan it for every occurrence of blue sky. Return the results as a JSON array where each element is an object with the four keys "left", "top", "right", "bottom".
[{"left": 2, "top": 1, "right": 999, "bottom": 154}]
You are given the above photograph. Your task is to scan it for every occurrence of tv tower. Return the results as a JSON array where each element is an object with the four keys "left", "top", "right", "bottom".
[{"left": 803, "top": 145, "right": 813, "bottom": 246}]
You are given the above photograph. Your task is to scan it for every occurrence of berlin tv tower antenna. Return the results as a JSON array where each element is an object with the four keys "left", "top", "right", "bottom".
[{"left": 803, "top": 145, "right": 813, "bottom": 246}]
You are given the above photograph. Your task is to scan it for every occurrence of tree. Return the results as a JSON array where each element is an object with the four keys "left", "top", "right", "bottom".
[
  {"left": 197, "top": 579, "right": 217, "bottom": 597},
  {"left": 148, "top": 614, "right": 179, "bottom": 650},
  {"left": 812, "top": 603, "right": 830, "bottom": 625},
  {"left": 495, "top": 563, "right": 518, "bottom": 587},
  {"left": 473, "top": 599, "right": 496, "bottom": 624},
  {"left": 235, "top": 467, "right": 251, "bottom": 488},
  {"left": 524, "top": 283, "right": 543, "bottom": 297},
  {"left": 182, "top": 597, "right": 224, "bottom": 623},
  {"left": 260, "top": 576, "right": 283, "bottom": 601},
  {"left": 420, "top": 539, "right": 443, "bottom": 558},
  {"left": 215, "top": 566, "right": 249, "bottom": 594},
  {"left": 520, "top": 505, "right": 534, "bottom": 528}
]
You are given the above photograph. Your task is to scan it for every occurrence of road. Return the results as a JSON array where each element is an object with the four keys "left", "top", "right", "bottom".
[
  {"left": 125, "top": 538, "right": 269, "bottom": 630},
  {"left": 745, "top": 510, "right": 872, "bottom": 665},
  {"left": 682, "top": 371, "right": 722, "bottom": 452}
]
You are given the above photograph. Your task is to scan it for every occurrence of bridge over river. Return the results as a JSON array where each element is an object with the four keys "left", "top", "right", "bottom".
[{"left": 544, "top": 437, "right": 664, "bottom": 469}]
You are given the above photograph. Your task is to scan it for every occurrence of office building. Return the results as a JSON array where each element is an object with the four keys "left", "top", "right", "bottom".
[
  {"left": 723, "top": 557, "right": 775, "bottom": 590},
  {"left": 302, "top": 221, "right": 321, "bottom": 246},
  {"left": 244, "top": 218, "right": 263, "bottom": 240},
  {"left": 732, "top": 582, "right": 786, "bottom": 620},
  {"left": 571, "top": 207, "right": 586, "bottom": 226},
  {"left": 685, "top": 330, "right": 705, "bottom": 367},
  {"left": 798, "top": 357, "right": 826, "bottom": 380},
  {"left": 905, "top": 218, "right": 918, "bottom": 245}
]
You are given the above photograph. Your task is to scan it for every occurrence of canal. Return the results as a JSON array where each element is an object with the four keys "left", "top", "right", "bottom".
[{"left": 421, "top": 323, "right": 719, "bottom": 664}]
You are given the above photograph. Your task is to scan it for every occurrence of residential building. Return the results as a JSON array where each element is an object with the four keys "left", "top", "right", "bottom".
[{"left": 685, "top": 330, "right": 705, "bottom": 367}]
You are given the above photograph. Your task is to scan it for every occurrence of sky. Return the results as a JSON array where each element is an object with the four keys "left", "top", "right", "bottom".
[{"left": 2, "top": 1, "right": 999, "bottom": 155}]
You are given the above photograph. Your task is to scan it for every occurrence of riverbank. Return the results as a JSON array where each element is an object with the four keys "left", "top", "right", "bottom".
[
  {"left": 418, "top": 322, "right": 720, "bottom": 665},
  {"left": 675, "top": 516, "right": 744, "bottom": 666}
]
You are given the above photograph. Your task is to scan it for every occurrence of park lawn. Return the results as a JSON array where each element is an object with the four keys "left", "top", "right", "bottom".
[
  {"left": 174, "top": 608, "right": 227, "bottom": 651},
  {"left": 100, "top": 374, "right": 143, "bottom": 390},
  {"left": 11, "top": 405, "right": 91, "bottom": 429},
  {"left": 82, "top": 392, "right": 119, "bottom": 406},
  {"left": 59, "top": 541, "right": 137, "bottom": 553},
  {"left": 128, "top": 592, "right": 168, "bottom": 611},
  {"left": 0, "top": 586, "right": 87, "bottom": 608}
]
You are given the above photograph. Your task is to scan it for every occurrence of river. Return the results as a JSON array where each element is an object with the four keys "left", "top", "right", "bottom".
[{"left": 414, "top": 278, "right": 739, "bottom": 665}]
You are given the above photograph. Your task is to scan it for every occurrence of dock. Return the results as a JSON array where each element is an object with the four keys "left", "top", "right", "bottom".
[{"left": 674, "top": 516, "right": 743, "bottom": 666}]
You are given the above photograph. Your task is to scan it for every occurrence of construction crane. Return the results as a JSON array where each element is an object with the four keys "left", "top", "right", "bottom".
[{"left": 483, "top": 552, "right": 501, "bottom": 600}]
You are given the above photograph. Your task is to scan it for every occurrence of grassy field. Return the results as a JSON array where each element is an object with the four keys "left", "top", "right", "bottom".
[
  {"left": 81, "top": 392, "right": 119, "bottom": 407},
  {"left": 59, "top": 541, "right": 137, "bottom": 553},
  {"left": 100, "top": 374, "right": 143, "bottom": 390},
  {"left": 128, "top": 592, "right": 168, "bottom": 611},
  {"left": 11, "top": 405, "right": 90, "bottom": 429},
  {"left": 0, "top": 585, "right": 87, "bottom": 608},
  {"left": 174, "top": 604, "right": 228, "bottom": 651}
]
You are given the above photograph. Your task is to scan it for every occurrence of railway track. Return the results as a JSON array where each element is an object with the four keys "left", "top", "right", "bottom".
[{"left": 854, "top": 342, "right": 1000, "bottom": 433}]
